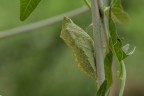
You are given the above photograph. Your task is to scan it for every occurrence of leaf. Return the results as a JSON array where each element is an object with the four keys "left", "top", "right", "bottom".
[
  {"left": 111, "top": 0, "right": 130, "bottom": 25},
  {"left": 112, "top": 0, "right": 123, "bottom": 9},
  {"left": 111, "top": 7, "right": 130, "bottom": 25},
  {"left": 109, "top": 19, "right": 133, "bottom": 61},
  {"left": 60, "top": 17, "right": 96, "bottom": 79},
  {"left": 108, "top": 2, "right": 135, "bottom": 95},
  {"left": 104, "top": 7, "right": 130, "bottom": 25},
  {"left": 97, "top": 80, "right": 107, "bottom": 96},
  {"left": 109, "top": 15, "right": 117, "bottom": 44},
  {"left": 109, "top": 18, "right": 128, "bottom": 80},
  {"left": 109, "top": 16, "right": 127, "bottom": 61},
  {"left": 104, "top": 50, "right": 113, "bottom": 90},
  {"left": 20, "top": 0, "right": 42, "bottom": 21},
  {"left": 109, "top": 11, "right": 127, "bottom": 96},
  {"left": 114, "top": 39, "right": 128, "bottom": 61}
]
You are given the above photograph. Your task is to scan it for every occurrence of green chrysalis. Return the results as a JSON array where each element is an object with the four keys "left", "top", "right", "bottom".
[{"left": 60, "top": 17, "right": 96, "bottom": 79}]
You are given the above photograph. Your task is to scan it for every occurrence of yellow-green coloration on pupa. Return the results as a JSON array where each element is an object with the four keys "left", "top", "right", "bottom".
[{"left": 60, "top": 17, "right": 96, "bottom": 79}]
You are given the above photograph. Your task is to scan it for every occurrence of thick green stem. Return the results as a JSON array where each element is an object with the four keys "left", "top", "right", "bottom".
[{"left": 90, "top": 0, "right": 105, "bottom": 87}]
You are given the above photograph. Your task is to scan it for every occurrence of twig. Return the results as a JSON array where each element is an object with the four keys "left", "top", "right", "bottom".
[
  {"left": 91, "top": 0, "right": 105, "bottom": 87},
  {"left": 0, "top": 6, "right": 88, "bottom": 40}
]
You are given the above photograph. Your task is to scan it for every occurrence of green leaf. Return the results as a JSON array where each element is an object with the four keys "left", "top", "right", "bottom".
[
  {"left": 108, "top": 3, "right": 134, "bottom": 95},
  {"left": 104, "top": 50, "right": 113, "bottom": 90},
  {"left": 104, "top": 7, "right": 130, "bottom": 25},
  {"left": 112, "top": 0, "right": 123, "bottom": 9},
  {"left": 109, "top": 10, "right": 130, "bottom": 96},
  {"left": 97, "top": 80, "right": 107, "bottom": 96},
  {"left": 20, "top": 0, "right": 42, "bottom": 21},
  {"left": 111, "top": 7, "right": 130, "bottom": 25},
  {"left": 109, "top": 16, "right": 128, "bottom": 76},
  {"left": 114, "top": 39, "right": 128, "bottom": 61},
  {"left": 109, "top": 16, "right": 127, "bottom": 60},
  {"left": 109, "top": 15, "right": 117, "bottom": 44},
  {"left": 60, "top": 17, "right": 96, "bottom": 79},
  {"left": 109, "top": 19, "right": 131, "bottom": 60}
]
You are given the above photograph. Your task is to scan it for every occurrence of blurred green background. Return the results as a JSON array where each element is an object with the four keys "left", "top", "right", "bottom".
[{"left": 0, "top": 0, "right": 144, "bottom": 96}]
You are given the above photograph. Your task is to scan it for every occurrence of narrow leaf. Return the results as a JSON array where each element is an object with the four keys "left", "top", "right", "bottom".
[
  {"left": 109, "top": 17, "right": 128, "bottom": 79},
  {"left": 20, "top": 0, "right": 42, "bottom": 21},
  {"left": 104, "top": 50, "right": 113, "bottom": 90},
  {"left": 60, "top": 17, "right": 96, "bottom": 79},
  {"left": 109, "top": 15, "right": 127, "bottom": 61}
]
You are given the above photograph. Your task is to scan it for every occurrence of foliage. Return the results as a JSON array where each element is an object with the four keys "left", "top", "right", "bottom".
[
  {"left": 0, "top": 0, "right": 140, "bottom": 96},
  {"left": 19, "top": 0, "right": 135, "bottom": 95},
  {"left": 59, "top": 0, "right": 134, "bottom": 95},
  {"left": 20, "top": 0, "right": 42, "bottom": 21}
]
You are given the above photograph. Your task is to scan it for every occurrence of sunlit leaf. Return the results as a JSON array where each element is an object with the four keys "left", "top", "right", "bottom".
[
  {"left": 60, "top": 17, "right": 96, "bottom": 79},
  {"left": 20, "top": 0, "right": 42, "bottom": 21}
]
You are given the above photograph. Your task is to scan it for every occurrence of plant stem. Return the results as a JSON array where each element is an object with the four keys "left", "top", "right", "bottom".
[
  {"left": 90, "top": 0, "right": 105, "bottom": 87},
  {"left": 119, "top": 60, "right": 126, "bottom": 96},
  {"left": 0, "top": 6, "right": 88, "bottom": 40}
]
